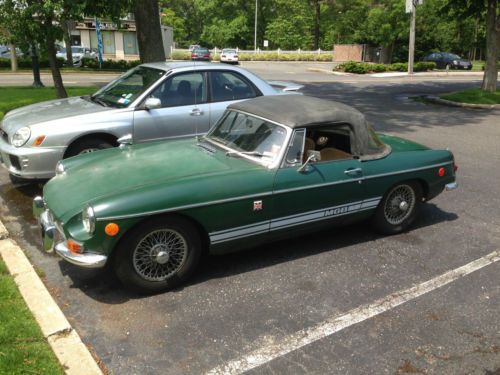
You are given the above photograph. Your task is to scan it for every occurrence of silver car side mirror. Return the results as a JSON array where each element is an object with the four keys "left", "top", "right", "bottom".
[
  {"left": 144, "top": 97, "right": 161, "bottom": 110},
  {"left": 118, "top": 134, "right": 133, "bottom": 148},
  {"left": 297, "top": 152, "right": 318, "bottom": 173}
]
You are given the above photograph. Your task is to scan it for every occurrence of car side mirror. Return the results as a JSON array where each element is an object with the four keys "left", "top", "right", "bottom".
[
  {"left": 144, "top": 97, "right": 161, "bottom": 110},
  {"left": 118, "top": 134, "right": 133, "bottom": 148},
  {"left": 297, "top": 152, "right": 318, "bottom": 173}
]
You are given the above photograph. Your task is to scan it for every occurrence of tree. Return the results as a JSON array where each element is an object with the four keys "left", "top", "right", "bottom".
[
  {"left": 134, "top": 0, "right": 166, "bottom": 62},
  {"left": 444, "top": 0, "right": 499, "bottom": 92}
]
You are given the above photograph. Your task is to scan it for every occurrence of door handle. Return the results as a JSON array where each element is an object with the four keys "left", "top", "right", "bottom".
[
  {"left": 190, "top": 109, "right": 203, "bottom": 116},
  {"left": 344, "top": 168, "right": 362, "bottom": 176}
]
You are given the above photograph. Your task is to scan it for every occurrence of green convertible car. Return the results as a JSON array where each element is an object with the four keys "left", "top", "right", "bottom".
[{"left": 33, "top": 95, "right": 457, "bottom": 293}]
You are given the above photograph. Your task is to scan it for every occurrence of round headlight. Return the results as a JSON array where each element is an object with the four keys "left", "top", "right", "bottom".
[
  {"left": 82, "top": 205, "right": 95, "bottom": 234},
  {"left": 11, "top": 127, "right": 31, "bottom": 147},
  {"left": 453, "top": 60, "right": 458, "bottom": 64},
  {"left": 55, "top": 161, "right": 65, "bottom": 175}
]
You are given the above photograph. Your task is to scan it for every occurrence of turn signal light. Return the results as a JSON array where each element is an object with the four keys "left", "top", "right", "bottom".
[
  {"left": 105, "top": 223, "right": 120, "bottom": 237},
  {"left": 438, "top": 167, "right": 445, "bottom": 177},
  {"left": 33, "top": 135, "right": 46, "bottom": 146},
  {"left": 67, "top": 239, "right": 82, "bottom": 254}
]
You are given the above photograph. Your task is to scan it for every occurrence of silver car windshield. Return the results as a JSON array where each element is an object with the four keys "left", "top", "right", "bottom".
[
  {"left": 91, "top": 67, "right": 165, "bottom": 108},
  {"left": 206, "top": 110, "right": 288, "bottom": 166}
]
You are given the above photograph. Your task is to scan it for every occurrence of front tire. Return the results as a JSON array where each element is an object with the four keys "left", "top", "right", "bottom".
[
  {"left": 65, "top": 138, "right": 113, "bottom": 158},
  {"left": 114, "top": 216, "right": 202, "bottom": 293},
  {"left": 372, "top": 181, "right": 422, "bottom": 234}
]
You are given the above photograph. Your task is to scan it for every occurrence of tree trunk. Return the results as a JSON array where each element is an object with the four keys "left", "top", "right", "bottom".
[
  {"left": 9, "top": 43, "right": 18, "bottom": 72},
  {"left": 44, "top": 17, "right": 67, "bottom": 98},
  {"left": 31, "top": 44, "right": 44, "bottom": 87},
  {"left": 481, "top": 0, "right": 498, "bottom": 92},
  {"left": 312, "top": 0, "right": 321, "bottom": 50},
  {"left": 134, "top": 0, "right": 166, "bottom": 63},
  {"left": 63, "top": 20, "right": 74, "bottom": 67}
]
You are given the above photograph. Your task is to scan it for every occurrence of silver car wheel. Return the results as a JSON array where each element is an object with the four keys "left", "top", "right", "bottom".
[
  {"left": 383, "top": 184, "right": 416, "bottom": 225},
  {"left": 78, "top": 148, "right": 99, "bottom": 154},
  {"left": 132, "top": 229, "right": 188, "bottom": 282}
]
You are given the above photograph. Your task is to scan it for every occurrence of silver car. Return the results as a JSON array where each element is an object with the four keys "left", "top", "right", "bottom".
[{"left": 0, "top": 62, "right": 301, "bottom": 182}]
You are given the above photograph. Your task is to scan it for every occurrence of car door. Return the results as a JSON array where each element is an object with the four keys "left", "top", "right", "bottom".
[
  {"left": 133, "top": 71, "right": 211, "bottom": 143},
  {"left": 208, "top": 70, "right": 260, "bottom": 127},
  {"left": 270, "top": 127, "right": 367, "bottom": 238}
]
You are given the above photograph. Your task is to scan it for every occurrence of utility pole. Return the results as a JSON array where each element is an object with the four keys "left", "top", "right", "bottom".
[
  {"left": 254, "top": 0, "right": 258, "bottom": 52},
  {"left": 407, "top": 0, "right": 416, "bottom": 75}
]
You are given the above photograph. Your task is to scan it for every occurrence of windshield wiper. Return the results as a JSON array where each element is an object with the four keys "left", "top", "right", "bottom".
[
  {"left": 89, "top": 95, "right": 109, "bottom": 107},
  {"left": 225, "top": 150, "right": 265, "bottom": 158}
]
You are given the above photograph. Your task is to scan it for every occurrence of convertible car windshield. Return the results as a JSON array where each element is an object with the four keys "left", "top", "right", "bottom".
[
  {"left": 207, "top": 110, "right": 288, "bottom": 165},
  {"left": 91, "top": 66, "right": 165, "bottom": 108}
]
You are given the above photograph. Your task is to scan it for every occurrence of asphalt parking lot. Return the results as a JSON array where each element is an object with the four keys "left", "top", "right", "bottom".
[{"left": 0, "top": 69, "right": 499, "bottom": 374}]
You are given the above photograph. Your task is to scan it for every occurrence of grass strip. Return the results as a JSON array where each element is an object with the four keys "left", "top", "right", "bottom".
[
  {"left": 440, "top": 88, "right": 500, "bottom": 105},
  {"left": 0, "top": 258, "right": 64, "bottom": 374},
  {"left": 0, "top": 86, "right": 97, "bottom": 120}
]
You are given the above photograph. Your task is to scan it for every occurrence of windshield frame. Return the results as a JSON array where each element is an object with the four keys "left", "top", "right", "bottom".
[
  {"left": 205, "top": 109, "right": 292, "bottom": 169},
  {"left": 91, "top": 66, "right": 168, "bottom": 109}
]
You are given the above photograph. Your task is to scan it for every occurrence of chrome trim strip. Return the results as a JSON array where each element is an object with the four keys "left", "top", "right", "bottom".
[{"left": 98, "top": 162, "right": 452, "bottom": 221}]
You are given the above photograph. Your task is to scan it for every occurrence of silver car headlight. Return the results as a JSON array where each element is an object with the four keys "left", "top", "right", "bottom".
[
  {"left": 55, "top": 161, "right": 65, "bottom": 175},
  {"left": 11, "top": 127, "right": 31, "bottom": 147},
  {"left": 82, "top": 205, "right": 95, "bottom": 234}
]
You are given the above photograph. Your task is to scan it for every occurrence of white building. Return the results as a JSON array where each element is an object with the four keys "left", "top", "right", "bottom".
[{"left": 67, "top": 17, "right": 173, "bottom": 60}]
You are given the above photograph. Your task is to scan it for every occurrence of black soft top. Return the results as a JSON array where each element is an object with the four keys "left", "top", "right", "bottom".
[{"left": 228, "top": 95, "right": 388, "bottom": 158}]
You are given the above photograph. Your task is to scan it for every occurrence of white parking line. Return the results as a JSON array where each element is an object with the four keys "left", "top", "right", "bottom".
[{"left": 207, "top": 250, "right": 500, "bottom": 375}]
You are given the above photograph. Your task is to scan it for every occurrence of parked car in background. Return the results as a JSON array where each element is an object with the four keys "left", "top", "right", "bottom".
[
  {"left": 191, "top": 47, "right": 211, "bottom": 61},
  {"left": 33, "top": 95, "right": 457, "bottom": 293},
  {"left": 188, "top": 44, "right": 201, "bottom": 52},
  {"left": 220, "top": 48, "right": 239, "bottom": 64},
  {"left": 422, "top": 52, "right": 472, "bottom": 70},
  {"left": 0, "top": 62, "right": 302, "bottom": 183},
  {"left": 56, "top": 46, "right": 96, "bottom": 67},
  {"left": 0, "top": 45, "right": 24, "bottom": 58}
]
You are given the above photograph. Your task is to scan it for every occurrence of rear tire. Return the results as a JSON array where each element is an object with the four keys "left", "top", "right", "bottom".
[
  {"left": 114, "top": 216, "right": 202, "bottom": 294},
  {"left": 65, "top": 138, "right": 113, "bottom": 158},
  {"left": 372, "top": 181, "right": 422, "bottom": 235}
]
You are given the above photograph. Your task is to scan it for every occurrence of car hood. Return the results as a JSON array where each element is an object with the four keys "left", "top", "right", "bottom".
[
  {"left": 1, "top": 96, "right": 109, "bottom": 134},
  {"left": 43, "top": 139, "right": 261, "bottom": 222}
]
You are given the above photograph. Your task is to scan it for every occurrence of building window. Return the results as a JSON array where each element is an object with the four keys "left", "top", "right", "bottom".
[
  {"left": 102, "top": 31, "right": 115, "bottom": 54},
  {"left": 123, "top": 32, "right": 138, "bottom": 55},
  {"left": 90, "top": 31, "right": 98, "bottom": 50}
]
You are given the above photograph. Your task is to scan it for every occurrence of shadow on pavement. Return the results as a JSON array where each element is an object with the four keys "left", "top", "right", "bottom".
[{"left": 59, "top": 202, "right": 457, "bottom": 303}]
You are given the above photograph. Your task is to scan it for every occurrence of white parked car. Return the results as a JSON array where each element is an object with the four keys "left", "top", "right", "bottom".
[
  {"left": 220, "top": 49, "right": 239, "bottom": 64},
  {"left": 56, "top": 46, "right": 96, "bottom": 67}
]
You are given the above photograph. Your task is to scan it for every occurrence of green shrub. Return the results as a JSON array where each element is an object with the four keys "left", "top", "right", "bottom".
[
  {"left": 414, "top": 61, "right": 436, "bottom": 71},
  {"left": 0, "top": 57, "right": 64, "bottom": 69},
  {"left": 171, "top": 51, "right": 191, "bottom": 60},
  {"left": 336, "top": 61, "right": 370, "bottom": 74},
  {"left": 481, "top": 62, "right": 500, "bottom": 70},
  {"left": 370, "top": 64, "right": 387, "bottom": 73},
  {"left": 388, "top": 62, "right": 407, "bottom": 72},
  {"left": 81, "top": 58, "right": 140, "bottom": 70}
]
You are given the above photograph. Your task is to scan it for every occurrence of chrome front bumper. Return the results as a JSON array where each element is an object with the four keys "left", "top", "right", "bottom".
[{"left": 32, "top": 196, "right": 107, "bottom": 268}]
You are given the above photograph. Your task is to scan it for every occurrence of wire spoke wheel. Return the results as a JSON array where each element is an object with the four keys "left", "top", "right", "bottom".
[
  {"left": 383, "top": 184, "right": 416, "bottom": 225},
  {"left": 132, "top": 229, "right": 188, "bottom": 282},
  {"left": 78, "top": 148, "right": 99, "bottom": 154}
]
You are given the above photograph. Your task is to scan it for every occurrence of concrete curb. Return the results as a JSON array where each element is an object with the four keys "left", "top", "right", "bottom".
[
  {"left": 0, "top": 221, "right": 103, "bottom": 375},
  {"left": 307, "top": 68, "right": 351, "bottom": 76},
  {"left": 425, "top": 95, "right": 500, "bottom": 110}
]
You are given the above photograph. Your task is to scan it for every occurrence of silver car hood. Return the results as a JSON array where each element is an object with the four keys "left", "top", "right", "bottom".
[{"left": 1, "top": 96, "right": 111, "bottom": 134}]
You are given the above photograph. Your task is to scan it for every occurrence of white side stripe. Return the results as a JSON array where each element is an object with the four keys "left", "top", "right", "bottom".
[
  {"left": 206, "top": 251, "right": 500, "bottom": 375},
  {"left": 209, "top": 197, "right": 381, "bottom": 244}
]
